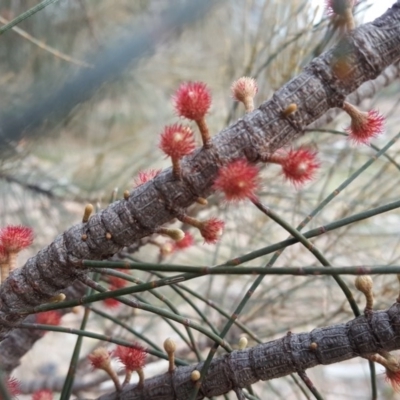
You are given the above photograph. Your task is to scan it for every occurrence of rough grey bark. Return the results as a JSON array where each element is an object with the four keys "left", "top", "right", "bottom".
[
  {"left": 1, "top": 0, "right": 400, "bottom": 383},
  {"left": 309, "top": 59, "right": 400, "bottom": 129},
  {"left": 0, "top": 281, "right": 87, "bottom": 372},
  {"left": 98, "top": 301, "right": 400, "bottom": 399}
]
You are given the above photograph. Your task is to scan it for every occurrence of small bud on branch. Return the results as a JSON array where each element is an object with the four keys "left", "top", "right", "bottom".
[{"left": 231, "top": 77, "right": 258, "bottom": 113}]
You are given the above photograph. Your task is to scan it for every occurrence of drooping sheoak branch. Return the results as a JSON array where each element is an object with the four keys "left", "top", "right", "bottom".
[
  {"left": 0, "top": 0, "right": 400, "bottom": 375},
  {"left": 97, "top": 301, "right": 400, "bottom": 399}
]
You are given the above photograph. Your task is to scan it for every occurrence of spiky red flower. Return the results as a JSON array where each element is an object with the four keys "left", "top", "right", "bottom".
[
  {"left": 173, "top": 232, "right": 195, "bottom": 250},
  {"left": 32, "top": 389, "right": 53, "bottom": 400},
  {"left": 345, "top": 109, "right": 385, "bottom": 144},
  {"left": 159, "top": 124, "right": 196, "bottom": 159},
  {"left": 325, "top": 0, "right": 356, "bottom": 15},
  {"left": 200, "top": 218, "right": 225, "bottom": 244},
  {"left": 109, "top": 273, "right": 127, "bottom": 289},
  {"left": 103, "top": 285, "right": 121, "bottom": 308},
  {"left": 0, "top": 225, "right": 33, "bottom": 252},
  {"left": 386, "top": 368, "right": 400, "bottom": 392},
  {"left": 213, "top": 159, "right": 259, "bottom": 202},
  {"left": 162, "top": 232, "right": 195, "bottom": 256},
  {"left": 173, "top": 82, "right": 211, "bottom": 121},
  {"left": 114, "top": 343, "right": 147, "bottom": 372},
  {"left": 280, "top": 148, "right": 320, "bottom": 187},
  {"left": 88, "top": 347, "right": 112, "bottom": 370},
  {"left": 103, "top": 297, "right": 120, "bottom": 308},
  {"left": 133, "top": 169, "right": 162, "bottom": 188},
  {"left": 36, "top": 311, "right": 62, "bottom": 327},
  {"left": 6, "top": 377, "right": 20, "bottom": 398},
  {"left": 231, "top": 77, "right": 258, "bottom": 103}
]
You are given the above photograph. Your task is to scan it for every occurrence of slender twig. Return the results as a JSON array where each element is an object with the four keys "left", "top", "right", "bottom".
[
  {"left": 0, "top": 16, "right": 92, "bottom": 68},
  {"left": 0, "top": 0, "right": 61, "bottom": 35}
]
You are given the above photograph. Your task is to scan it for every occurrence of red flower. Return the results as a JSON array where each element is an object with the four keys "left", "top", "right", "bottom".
[
  {"left": 109, "top": 273, "right": 127, "bottom": 289},
  {"left": 159, "top": 124, "right": 196, "bottom": 159},
  {"left": 213, "top": 159, "right": 259, "bottom": 202},
  {"left": 104, "top": 298, "right": 120, "bottom": 308},
  {"left": 173, "top": 232, "right": 195, "bottom": 250},
  {"left": 0, "top": 225, "right": 33, "bottom": 253},
  {"left": 88, "top": 347, "right": 112, "bottom": 370},
  {"left": 231, "top": 77, "right": 258, "bottom": 103},
  {"left": 103, "top": 292, "right": 121, "bottom": 309},
  {"left": 280, "top": 148, "right": 320, "bottom": 187},
  {"left": 199, "top": 218, "right": 225, "bottom": 244},
  {"left": 5, "top": 377, "right": 20, "bottom": 398},
  {"left": 173, "top": 82, "right": 211, "bottom": 121},
  {"left": 325, "top": 0, "right": 356, "bottom": 15},
  {"left": 36, "top": 311, "right": 62, "bottom": 327},
  {"left": 345, "top": 109, "right": 385, "bottom": 144},
  {"left": 114, "top": 343, "right": 147, "bottom": 372},
  {"left": 32, "top": 389, "right": 53, "bottom": 400},
  {"left": 386, "top": 368, "right": 400, "bottom": 392},
  {"left": 133, "top": 169, "right": 161, "bottom": 187}
]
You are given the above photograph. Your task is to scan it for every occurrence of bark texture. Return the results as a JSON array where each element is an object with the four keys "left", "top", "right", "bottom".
[
  {"left": 1, "top": 0, "right": 400, "bottom": 382},
  {"left": 309, "top": 59, "right": 400, "bottom": 129},
  {"left": 97, "top": 302, "right": 400, "bottom": 399}
]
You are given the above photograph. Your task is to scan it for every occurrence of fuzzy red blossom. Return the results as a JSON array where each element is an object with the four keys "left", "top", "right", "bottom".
[
  {"left": 199, "top": 218, "right": 225, "bottom": 244},
  {"left": 173, "top": 231, "right": 195, "bottom": 250},
  {"left": 386, "top": 368, "right": 400, "bottom": 392},
  {"left": 231, "top": 77, "right": 258, "bottom": 112},
  {"left": 280, "top": 148, "right": 320, "bottom": 187},
  {"left": 0, "top": 225, "right": 33, "bottom": 252},
  {"left": 173, "top": 81, "right": 211, "bottom": 121},
  {"left": 103, "top": 289, "right": 121, "bottom": 308},
  {"left": 32, "top": 389, "right": 53, "bottom": 400},
  {"left": 103, "top": 297, "right": 121, "bottom": 309},
  {"left": 88, "top": 347, "right": 112, "bottom": 370},
  {"left": 159, "top": 124, "right": 196, "bottom": 159},
  {"left": 162, "top": 232, "right": 195, "bottom": 256},
  {"left": 5, "top": 377, "right": 20, "bottom": 398},
  {"left": 114, "top": 343, "right": 147, "bottom": 372},
  {"left": 181, "top": 215, "right": 225, "bottom": 244},
  {"left": 213, "top": 159, "right": 259, "bottom": 202},
  {"left": 325, "top": 0, "right": 355, "bottom": 15},
  {"left": 109, "top": 273, "right": 127, "bottom": 289},
  {"left": 343, "top": 106, "right": 385, "bottom": 144},
  {"left": 133, "top": 169, "right": 161, "bottom": 188},
  {"left": 104, "top": 298, "right": 120, "bottom": 308},
  {"left": 35, "top": 311, "right": 62, "bottom": 327}
]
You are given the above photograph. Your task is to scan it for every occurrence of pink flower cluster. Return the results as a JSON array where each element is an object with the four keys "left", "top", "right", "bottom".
[{"left": 0, "top": 225, "right": 33, "bottom": 261}]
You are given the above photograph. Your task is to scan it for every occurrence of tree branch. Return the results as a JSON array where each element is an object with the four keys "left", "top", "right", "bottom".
[{"left": 97, "top": 301, "right": 400, "bottom": 399}]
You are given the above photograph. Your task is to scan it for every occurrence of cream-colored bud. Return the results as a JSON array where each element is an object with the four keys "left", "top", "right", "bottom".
[
  {"left": 82, "top": 204, "right": 94, "bottom": 223},
  {"left": 164, "top": 338, "right": 177, "bottom": 354},
  {"left": 196, "top": 197, "right": 208, "bottom": 206},
  {"left": 191, "top": 370, "right": 201, "bottom": 381},
  {"left": 50, "top": 293, "right": 66, "bottom": 303},
  {"left": 238, "top": 337, "right": 248, "bottom": 350},
  {"left": 282, "top": 103, "right": 297, "bottom": 117},
  {"left": 355, "top": 275, "right": 374, "bottom": 310},
  {"left": 355, "top": 275, "right": 373, "bottom": 294},
  {"left": 157, "top": 227, "right": 185, "bottom": 242}
]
